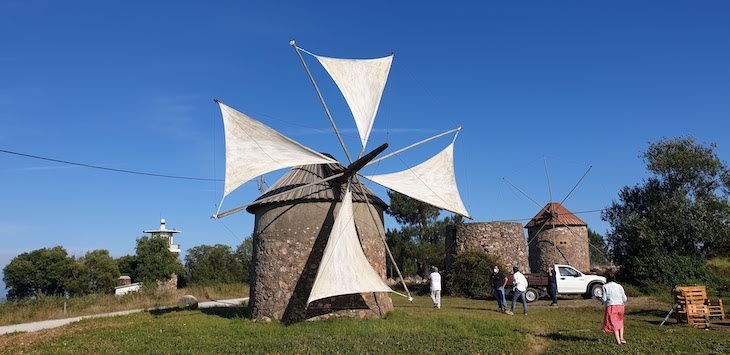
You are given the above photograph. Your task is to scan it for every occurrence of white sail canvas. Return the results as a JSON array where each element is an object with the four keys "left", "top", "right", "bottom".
[
  {"left": 365, "top": 143, "right": 471, "bottom": 218},
  {"left": 308, "top": 190, "right": 393, "bottom": 304},
  {"left": 218, "top": 102, "right": 336, "bottom": 197},
  {"left": 316, "top": 54, "right": 393, "bottom": 150}
]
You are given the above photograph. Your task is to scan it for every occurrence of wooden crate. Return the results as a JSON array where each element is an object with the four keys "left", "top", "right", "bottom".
[{"left": 674, "top": 285, "right": 725, "bottom": 328}]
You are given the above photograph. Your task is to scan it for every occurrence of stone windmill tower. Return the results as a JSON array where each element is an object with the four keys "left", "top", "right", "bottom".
[
  {"left": 210, "top": 41, "right": 471, "bottom": 323},
  {"left": 526, "top": 202, "right": 589, "bottom": 273},
  {"left": 245, "top": 160, "right": 392, "bottom": 323}
]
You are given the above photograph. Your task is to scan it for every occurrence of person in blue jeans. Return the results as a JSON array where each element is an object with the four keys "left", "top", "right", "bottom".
[
  {"left": 507, "top": 266, "right": 528, "bottom": 315},
  {"left": 491, "top": 266, "right": 507, "bottom": 312}
]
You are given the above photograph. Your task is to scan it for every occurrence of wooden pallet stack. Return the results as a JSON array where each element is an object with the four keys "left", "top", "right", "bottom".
[{"left": 673, "top": 286, "right": 725, "bottom": 328}]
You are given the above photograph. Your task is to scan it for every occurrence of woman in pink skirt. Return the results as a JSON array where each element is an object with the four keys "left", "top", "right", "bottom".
[{"left": 601, "top": 273, "right": 628, "bottom": 344}]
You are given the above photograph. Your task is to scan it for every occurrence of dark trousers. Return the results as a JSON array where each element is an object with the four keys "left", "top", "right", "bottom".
[
  {"left": 548, "top": 284, "right": 558, "bottom": 304},
  {"left": 493, "top": 287, "right": 506, "bottom": 311}
]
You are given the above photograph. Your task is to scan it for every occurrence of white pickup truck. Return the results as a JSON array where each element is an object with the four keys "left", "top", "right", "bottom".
[{"left": 512, "top": 264, "right": 606, "bottom": 302}]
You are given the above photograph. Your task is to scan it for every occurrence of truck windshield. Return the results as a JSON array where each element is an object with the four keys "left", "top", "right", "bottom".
[{"left": 558, "top": 267, "right": 581, "bottom": 277}]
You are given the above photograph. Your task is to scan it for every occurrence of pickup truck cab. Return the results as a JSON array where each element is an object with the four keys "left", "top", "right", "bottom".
[{"left": 520, "top": 264, "right": 606, "bottom": 302}]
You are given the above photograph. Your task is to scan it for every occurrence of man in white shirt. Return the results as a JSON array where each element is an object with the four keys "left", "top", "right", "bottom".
[
  {"left": 428, "top": 266, "right": 442, "bottom": 309},
  {"left": 506, "top": 266, "right": 528, "bottom": 315}
]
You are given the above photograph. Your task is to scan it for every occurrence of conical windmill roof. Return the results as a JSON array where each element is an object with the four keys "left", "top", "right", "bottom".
[
  {"left": 524, "top": 202, "right": 587, "bottom": 229},
  {"left": 246, "top": 158, "right": 387, "bottom": 213}
]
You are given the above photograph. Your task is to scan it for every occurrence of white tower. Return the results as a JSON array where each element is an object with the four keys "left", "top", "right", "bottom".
[{"left": 143, "top": 218, "right": 181, "bottom": 253}]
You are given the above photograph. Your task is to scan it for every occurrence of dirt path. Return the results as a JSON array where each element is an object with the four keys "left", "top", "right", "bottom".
[{"left": 0, "top": 297, "right": 248, "bottom": 335}]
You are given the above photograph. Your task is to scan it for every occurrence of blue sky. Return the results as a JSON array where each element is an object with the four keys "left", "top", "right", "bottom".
[{"left": 1, "top": 1, "right": 729, "bottom": 296}]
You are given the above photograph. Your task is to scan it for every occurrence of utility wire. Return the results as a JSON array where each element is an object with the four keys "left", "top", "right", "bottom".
[{"left": 0, "top": 148, "right": 222, "bottom": 182}]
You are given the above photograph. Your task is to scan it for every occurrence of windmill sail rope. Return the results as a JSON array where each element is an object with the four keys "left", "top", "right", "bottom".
[
  {"left": 526, "top": 221, "right": 551, "bottom": 247},
  {"left": 494, "top": 208, "right": 606, "bottom": 223},
  {"left": 296, "top": 45, "right": 392, "bottom": 61},
  {"left": 296, "top": 46, "right": 318, "bottom": 58},
  {"left": 364, "top": 128, "right": 461, "bottom": 168}
]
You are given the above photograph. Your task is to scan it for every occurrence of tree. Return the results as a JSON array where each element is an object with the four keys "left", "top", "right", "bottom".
[
  {"left": 2, "top": 246, "right": 73, "bottom": 300},
  {"left": 116, "top": 255, "right": 139, "bottom": 282},
  {"left": 385, "top": 190, "right": 463, "bottom": 277},
  {"left": 135, "top": 236, "right": 184, "bottom": 286},
  {"left": 603, "top": 137, "right": 730, "bottom": 286},
  {"left": 234, "top": 237, "right": 253, "bottom": 283},
  {"left": 185, "top": 244, "right": 245, "bottom": 285},
  {"left": 387, "top": 190, "right": 441, "bottom": 242},
  {"left": 588, "top": 228, "right": 610, "bottom": 267},
  {"left": 81, "top": 250, "right": 120, "bottom": 294}
]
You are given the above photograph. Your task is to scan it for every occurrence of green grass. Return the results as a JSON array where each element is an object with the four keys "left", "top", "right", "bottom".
[
  {"left": 0, "top": 283, "right": 248, "bottom": 326},
  {"left": 1, "top": 295, "right": 729, "bottom": 354}
]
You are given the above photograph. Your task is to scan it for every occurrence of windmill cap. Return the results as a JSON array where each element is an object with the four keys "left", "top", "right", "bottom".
[
  {"left": 525, "top": 202, "right": 587, "bottom": 228},
  {"left": 246, "top": 160, "right": 387, "bottom": 214}
]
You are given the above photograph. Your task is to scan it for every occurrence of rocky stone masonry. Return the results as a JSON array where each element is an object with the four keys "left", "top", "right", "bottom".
[
  {"left": 249, "top": 201, "right": 393, "bottom": 323},
  {"left": 446, "top": 222, "right": 530, "bottom": 274},
  {"left": 528, "top": 225, "right": 590, "bottom": 273}
]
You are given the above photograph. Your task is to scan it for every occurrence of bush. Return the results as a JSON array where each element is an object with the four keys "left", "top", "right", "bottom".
[
  {"left": 707, "top": 257, "right": 730, "bottom": 297},
  {"left": 446, "top": 251, "right": 505, "bottom": 299},
  {"left": 623, "top": 253, "right": 709, "bottom": 286}
]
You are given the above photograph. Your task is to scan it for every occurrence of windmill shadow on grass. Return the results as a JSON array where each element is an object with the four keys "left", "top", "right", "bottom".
[
  {"left": 540, "top": 332, "right": 599, "bottom": 342},
  {"left": 148, "top": 305, "right": 249, "bottom": 319},
  {"left": 200, "top": 306, "right": 249, "bottom": 319}
]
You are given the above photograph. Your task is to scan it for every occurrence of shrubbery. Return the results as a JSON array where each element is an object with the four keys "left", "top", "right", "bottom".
[{"left": 446, "top": 251, "right": 505, "bottom": 299}]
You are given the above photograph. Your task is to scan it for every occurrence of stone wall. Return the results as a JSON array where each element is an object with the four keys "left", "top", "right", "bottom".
[
  {"left": 446, "top": 222, "right": 530, "bottom": 274},
  {"left": 528, "top": 226, "right": 590, "bottom": 273},
  {"left": 249, "top": 201, "right": 393, "bottom": 323}
]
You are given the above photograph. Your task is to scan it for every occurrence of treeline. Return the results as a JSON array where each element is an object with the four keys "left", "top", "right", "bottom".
[{"left": 2, "top": 237, "right": 252, "bottom": 302}]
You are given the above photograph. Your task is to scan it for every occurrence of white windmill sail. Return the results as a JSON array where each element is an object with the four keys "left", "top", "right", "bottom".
[
  {"left": 365, "top": 143, "right": 471, "bottom": 218},
  {"left": 315, "top": 54, "right": 393, "bottom": 149},
  {"left": 308, "top": 190, "right": 393, "bottom": 304},
  {"left": 218, "top": 101, "right": 336, "bottom": 197}
]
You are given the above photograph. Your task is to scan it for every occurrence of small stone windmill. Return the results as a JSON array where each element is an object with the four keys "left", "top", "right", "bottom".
[
  {"left": 503, "top": 159, "right": 597, "bottom": 273},
  {"left": 212, "top": 41, "right": 470, "bottom": 322}
]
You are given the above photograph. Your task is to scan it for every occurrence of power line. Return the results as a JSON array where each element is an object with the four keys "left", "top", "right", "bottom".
[{"left": 0, "top": 148, "right": 222, "bottom": 182}]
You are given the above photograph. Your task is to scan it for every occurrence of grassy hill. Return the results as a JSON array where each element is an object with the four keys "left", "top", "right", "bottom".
[{"left": 1, "top": 295, "right": 729, "bottom": 354}]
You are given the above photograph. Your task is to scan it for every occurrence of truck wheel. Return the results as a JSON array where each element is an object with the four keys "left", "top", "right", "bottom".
[
  {"left": 586, "top": 283, "right": 604, "bottom": 299},
  {"left": 525, "top": 288, "right": 539, "bottom": 303}
]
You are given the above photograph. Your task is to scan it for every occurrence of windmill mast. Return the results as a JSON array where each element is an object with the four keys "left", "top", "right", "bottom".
[{"left": 258, "top": 175, "right": 266, "bottom": 194}]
